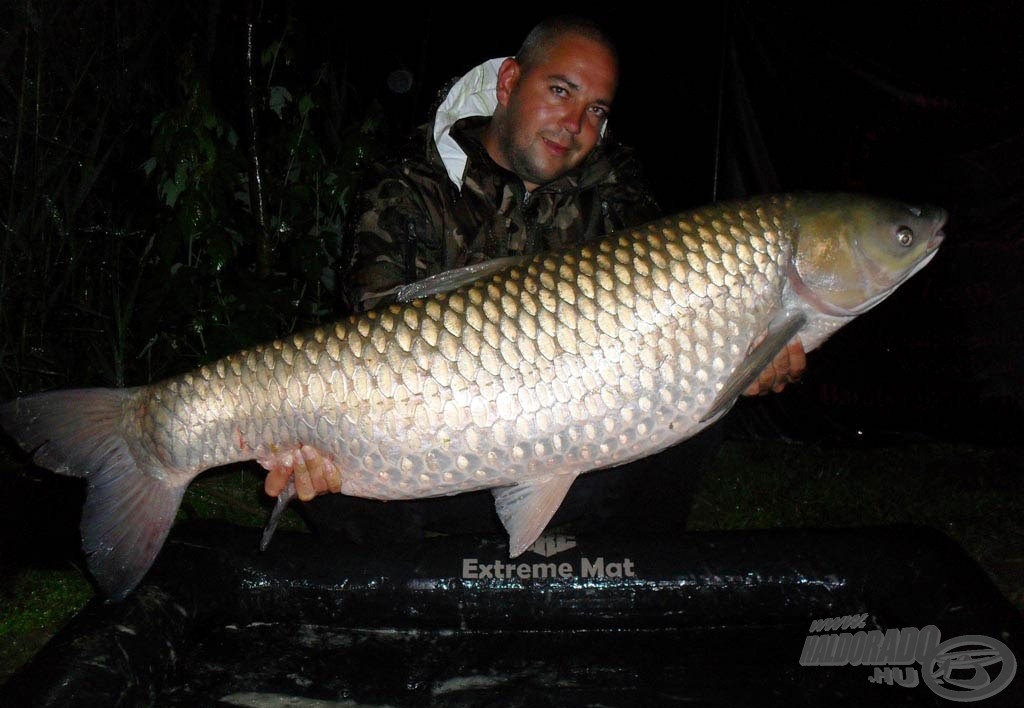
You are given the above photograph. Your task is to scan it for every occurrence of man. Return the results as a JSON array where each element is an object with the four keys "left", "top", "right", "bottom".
[
  {"left": 263, "top": 16, "right": 805, "bottom": 542},
  {"left": 341, "top": 17, "right": 659, "bottom": 314}
]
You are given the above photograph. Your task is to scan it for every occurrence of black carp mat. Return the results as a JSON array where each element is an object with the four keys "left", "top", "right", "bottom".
[{"left": 3, "top": 523, "right": 1022, "bottom": 706}]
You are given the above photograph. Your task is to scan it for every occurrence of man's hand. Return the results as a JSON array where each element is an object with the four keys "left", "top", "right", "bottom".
[
  {"left": 260, "top": 443, "right": 342, "bottom": 501},
  {"left": 743, "top": 338, "right": 807, "bottom": 396}
]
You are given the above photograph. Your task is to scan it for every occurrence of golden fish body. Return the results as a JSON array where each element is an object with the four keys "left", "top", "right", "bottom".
[
  {"left": 152, "top": 198, "right": 786, "bottom": 494},
  {"left": 0, "top": 193, "right": 946, "bottom": 599}
]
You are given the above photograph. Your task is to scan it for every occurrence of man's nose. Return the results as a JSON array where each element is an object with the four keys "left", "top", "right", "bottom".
[{"left": 561, "top": 103, "right": 586, "bottom": 135}]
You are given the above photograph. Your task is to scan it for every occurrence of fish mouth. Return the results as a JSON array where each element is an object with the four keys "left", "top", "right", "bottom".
[
  {"left": 881, "top": 210, "right": 947, "bottom": 294},
  {"left": 926, "top": 208, "right": 948, "bottom": 250}
]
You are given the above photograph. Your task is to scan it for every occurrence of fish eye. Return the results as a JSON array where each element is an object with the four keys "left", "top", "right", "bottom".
[{"left": 896, "top": 226, "right": 914, "bottom": 247}]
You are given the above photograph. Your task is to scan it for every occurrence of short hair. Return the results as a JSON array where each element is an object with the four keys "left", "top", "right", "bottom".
[{"left": 515, "top": 16, "right": 619, "bottom": 75}]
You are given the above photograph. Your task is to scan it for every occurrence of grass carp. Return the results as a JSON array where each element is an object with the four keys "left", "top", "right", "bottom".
[{"left": 0, "top": 193, "right": 946, "bottom": 600}]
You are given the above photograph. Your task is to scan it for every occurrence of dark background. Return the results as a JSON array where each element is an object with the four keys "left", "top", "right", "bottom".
[
  {"left": 275, "top": 1, "right": 1024, "bottom": 444},
  {"left": 3, "top": 4, "right": 1023, "bottom": 689},
  {"left": 1, "top": 0, "right": 1022, "bottom": 444}
]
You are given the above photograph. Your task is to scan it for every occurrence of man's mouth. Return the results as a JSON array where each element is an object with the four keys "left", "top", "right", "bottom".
[{"left": 542, "top": 137, "right": 570, "bottom": 156}]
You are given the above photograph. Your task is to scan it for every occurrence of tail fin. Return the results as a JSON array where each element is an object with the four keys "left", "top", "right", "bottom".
[{"left": 0, "top": 388, "right": 186, "bottom": 601}]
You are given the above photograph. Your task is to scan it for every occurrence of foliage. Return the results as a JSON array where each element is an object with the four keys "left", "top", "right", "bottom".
[
  {"left": 1, "top": 1, "right": 156, "bottom": 392},
  {"left": 0, "top": 2, "right": 386, "bottom": 397}
]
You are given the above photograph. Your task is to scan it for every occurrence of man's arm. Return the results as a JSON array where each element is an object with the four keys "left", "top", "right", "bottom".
[
  {"left": 339, "top": 159, "right": 445, "bottom": 313},
  {"left": 595, "top": 140, "right": 663, "bottom": 232}
]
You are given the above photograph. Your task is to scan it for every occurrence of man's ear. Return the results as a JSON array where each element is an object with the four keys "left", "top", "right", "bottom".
[{"left": 495, "top": 58, "right": 521, "bottom": 107}]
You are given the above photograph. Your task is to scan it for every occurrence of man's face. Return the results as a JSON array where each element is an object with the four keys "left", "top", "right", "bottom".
[{"left": 491, "top": 34, "right": 618, "bottom": 190}]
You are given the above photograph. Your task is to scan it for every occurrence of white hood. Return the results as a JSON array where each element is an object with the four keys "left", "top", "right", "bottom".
[{"left": 432, "top": 58, "right": 506, "bottom": 191}]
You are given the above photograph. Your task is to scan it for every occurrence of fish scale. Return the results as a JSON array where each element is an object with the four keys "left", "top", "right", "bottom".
[
  {"left": 0, "top": 192, "right": 946, "bottom": 599},
  {"left": 150, "top": 198, "right": 777, "bottom": 500}
]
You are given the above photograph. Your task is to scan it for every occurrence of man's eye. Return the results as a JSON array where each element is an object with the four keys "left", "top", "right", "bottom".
[
  {"left": 590, "top": 106, "right": 608, "bottom": 118},
  {"left": 550, "top": 86, "right": 568, "bottom": 97}
]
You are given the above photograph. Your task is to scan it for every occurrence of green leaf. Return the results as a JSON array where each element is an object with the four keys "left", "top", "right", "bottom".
[
  {"left": 198, "top": 134, "right": 216, "bottom": 165},
  {"left": 261, "top": 41, "right": 281, "bottom": 68},
  {"left": 269, "top": 86, "right": 293, "bottom": 118},
  {"left": 160, "top": 178, "right": 183, "bottom": 208},
  {"left": 208, "top": 235, "right": 233, "bottom": 272}
]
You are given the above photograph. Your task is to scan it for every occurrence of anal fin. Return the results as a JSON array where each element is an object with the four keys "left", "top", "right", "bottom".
[{"left": 492, "top": 474, "right": 577, "bottom": 557}]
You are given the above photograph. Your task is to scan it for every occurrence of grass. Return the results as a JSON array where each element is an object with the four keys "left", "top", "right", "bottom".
[
  {"left": 0, "top": 568, "right": 93, "bottom": 677},
  {"left": 688, "top": 440, "right": 1024, "bottom": 611},
  {"left": 175, "top": 464, "right": 309, "bottom": 533},
  {"left": 1, "top": 439, "right": 1021, "bottom": 683}
]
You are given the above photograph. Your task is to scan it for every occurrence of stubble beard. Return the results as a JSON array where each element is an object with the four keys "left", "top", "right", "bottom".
[{"left": 498, "top": 126, "right": 566, "bottom": 189}]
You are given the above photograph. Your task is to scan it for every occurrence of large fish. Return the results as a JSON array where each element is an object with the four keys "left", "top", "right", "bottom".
[{"left": 0, "top": 193, "right": 945, "bottom": 600}]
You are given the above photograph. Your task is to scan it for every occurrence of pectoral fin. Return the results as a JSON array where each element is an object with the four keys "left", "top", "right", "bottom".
[
  {"left": 699, "top": 311, "right": 807, "bottom": 423},
  {"left": 492, "top": 474, "right": 577, "bottom": 557},
  {"left": 396, "top": 256, "right": 530, "bottom": 302}
]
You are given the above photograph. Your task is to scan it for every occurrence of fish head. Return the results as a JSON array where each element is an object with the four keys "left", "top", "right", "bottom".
[{"left": 789, "top": 193, "right": 946, "bottom": 317}]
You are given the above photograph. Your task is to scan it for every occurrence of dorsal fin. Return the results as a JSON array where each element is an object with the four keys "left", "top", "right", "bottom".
[{"left": 396, "top": 256, "right": 530, "bottom": 302}]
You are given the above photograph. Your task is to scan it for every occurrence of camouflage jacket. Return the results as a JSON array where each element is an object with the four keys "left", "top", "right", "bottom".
[{"left": 340, "top": 61, "right": 661, "bottom": 312}]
